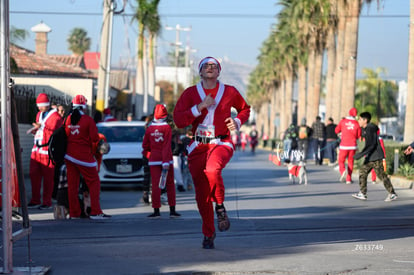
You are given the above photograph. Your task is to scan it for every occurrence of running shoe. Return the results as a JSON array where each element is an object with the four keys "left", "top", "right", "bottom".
[
  {"left": 89, "top": 213, "right": 111, "bottom": 220},
  {"left": 352, "top": 192, "right": 367, "bottom": 200},
  {"left": 202, "top": 233, "right": 216, "bottom": 249},
  {"left": 385, "top": 193, "right": 398, "bottom": 202},
  {"left": 216, "top": 206, "right": 230, "bottom": 232}
]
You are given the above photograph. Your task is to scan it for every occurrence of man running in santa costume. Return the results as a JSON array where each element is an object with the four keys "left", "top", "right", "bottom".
[{"left": 173, "top": 56, "right": 251, "bottom": 249}]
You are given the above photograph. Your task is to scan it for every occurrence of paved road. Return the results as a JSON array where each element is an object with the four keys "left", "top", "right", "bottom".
[{"left": 7, "top": 149, "right": 414, "bottom": 274}]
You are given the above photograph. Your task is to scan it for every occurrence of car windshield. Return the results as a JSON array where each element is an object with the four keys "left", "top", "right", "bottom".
[{"left": 98, "top": 125, "right": 145, "bottom": 143}]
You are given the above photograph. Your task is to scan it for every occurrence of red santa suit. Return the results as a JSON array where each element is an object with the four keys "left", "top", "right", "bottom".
[
  {"left": 240, "top": 131, "right": 248, "bottom": 151},
  {"left": 29, "top": 94, "right": 63, "bottom": 207},
  {"left": 142, "top": 105, "right": 176, "bottom": 209},
  {"left": 173, "top": 80, "right": 250, "bottom": 238},
  {"left": 64, "top": 96, "right": 104, "bottom": 218},
  {"left": 335, "top": 108, "right": 361, "bottom": 182}
]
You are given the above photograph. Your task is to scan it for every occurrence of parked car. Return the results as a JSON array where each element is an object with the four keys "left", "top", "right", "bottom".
[{"left": 97, "top": 121, "right": 147, "bottom": 187}]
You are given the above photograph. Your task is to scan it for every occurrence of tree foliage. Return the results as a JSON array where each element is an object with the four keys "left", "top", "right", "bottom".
[
  {"left": 67, "top": 28, "right": 91, "bottom": 56},
  {"left": 355, "top": 67, "right": 398, "bottom": 123}
]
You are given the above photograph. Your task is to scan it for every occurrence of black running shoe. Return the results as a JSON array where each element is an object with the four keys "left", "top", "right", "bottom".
[
  {"left": 202, "top": 233, "right": 216, "bottom": 249},
  {"left": 216, "top": 206, "right": 230, "bottom": 232},
  {"left": 147, "top": 212, "right": 161, "bottom": 219}
]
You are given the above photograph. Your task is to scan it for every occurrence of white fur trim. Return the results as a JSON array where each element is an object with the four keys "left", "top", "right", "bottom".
[{"left": 191, "top": 105, "right": 201, "bottom": 117}]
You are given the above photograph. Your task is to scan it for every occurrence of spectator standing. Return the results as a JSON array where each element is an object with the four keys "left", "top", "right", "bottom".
[
  {"left": 28, "top": 93, "right": 63, "bottom": 209},
  {"left": 325, "top": 117, "right": 338, "bottom": 166},
  {"left": 173, "top": 56, "right": 251, "bottom": 249},
  {"left": 335, "top": 108, "right": 361, "bottom": 184},
  {"left": 142, "top": 104, "right": 181, "bottom": 218},
  {"left": 172, "top": 128, "right": 186, "bottom": 192},
  {"left": 297, "top": 118, "right": 313, "bottom": 162},
  {"left": 240, "top": 131, "right": 248, "bottom": 151},
  {"left": 283, "top": 123, "right": 298, "bottom": 161},
  {"left": 56, "top": 104, "right": 65, "bottom": 118},
  {"left": 311, "top": 116, "right": 326, "bottom": 165},
  {"left": 103, "top": 108, "right": 117, "bottom": 122},
  {"left": 64, "top": 95, "right": 111, "bottom": 219},
  {"left": 249, "top": 124, "right": 259, "bottom": 153},
  {"left": 262, "top": 132, "right": 269, "bottom": 148},
  {"left": 352, "top": 112, "right": 397, "bottom": 201}
]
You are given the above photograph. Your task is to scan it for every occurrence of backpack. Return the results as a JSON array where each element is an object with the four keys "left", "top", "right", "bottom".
[
  {"left": 48, "top": 125, "right": 67, "bottom": 165},
  {"left": 37, "top": 116, "right": 67, "bottom": 165},
  {"left": 298, "top": 126, "right": 308, "bottom": 139}
]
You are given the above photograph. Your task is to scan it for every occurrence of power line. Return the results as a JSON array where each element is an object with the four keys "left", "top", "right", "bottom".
[{"left": 10, "top": 10, "right": 410, "bottom": 18}]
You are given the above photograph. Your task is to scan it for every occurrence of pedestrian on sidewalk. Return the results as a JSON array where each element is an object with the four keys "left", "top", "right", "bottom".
[
  {"left": 142, "top": 104, "right": 181, "bottom": 218},
  {"left": 311, "top": 116, "right": 326, "bottom": 165},
  {"left": 297, "top": 118, "right": 312, "bottom": 162},
  {"left": 28, "top": 93, "right": 63, "bottom": 210},
  {"left": 173, "top": 56, "right": 251, "bottom": 249},
  {"left": 64, "top": 95, "right": 111, "bottom": 219},
  {"left": 352, "top": 112, "right": 398, "bottom": 202},
  {"left": 325, "top": 117, "right": 338, "bottom": 166},
  {"left": 335, "top": 108, "right": 361, "bottom": 184}
]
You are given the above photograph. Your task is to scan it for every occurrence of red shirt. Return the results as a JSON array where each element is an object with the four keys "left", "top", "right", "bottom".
[
  {"left": 142, "top": 120, "right": 173, "bottom": 166},
  {"left": 335, "top": 116, "right": 361, "bottom": 150},
  {"left": 64, "top": 112, "right": 99, "bottom": 166}
]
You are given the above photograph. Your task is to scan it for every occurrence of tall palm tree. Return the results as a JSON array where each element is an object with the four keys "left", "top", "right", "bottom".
[
  {"left": 67, "top": 28, "right": 91, "bottom": 56},
  {"left": 404, "top": 0, "right": 414, "bottom": 143}
]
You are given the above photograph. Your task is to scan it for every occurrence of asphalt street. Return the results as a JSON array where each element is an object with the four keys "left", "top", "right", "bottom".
[{"left": 7, "top": 149, "right": 414, "bottom": 275}]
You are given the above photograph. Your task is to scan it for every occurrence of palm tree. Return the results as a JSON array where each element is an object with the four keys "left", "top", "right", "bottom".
[
  {"left": 355, "top": 67, "right": 398, "bottom": 123},
  {"left": 404, "top": 0, "right": 414, "bottom": 143},
  {"left": 67, "top": 28, "right": 91, "bottom": 56}
]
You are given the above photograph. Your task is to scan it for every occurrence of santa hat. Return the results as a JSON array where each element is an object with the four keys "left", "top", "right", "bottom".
[
  {"left": 154, "top": 104, "right": 168, "bottom": 120},
  {"left": 198, "top": 56, "right": 221, "bottom": 73},
  {"left": 103, "top": 108, "right": 111, "bottom": 115},
  {"left": 349, "top": 107, "right": 357, "bottom": 117},
  {"left": 36, "top": 93, "right": 50, "bottom": 107},
  {"left": 72, "top": 95, "right": 87, "bottom": 109}
]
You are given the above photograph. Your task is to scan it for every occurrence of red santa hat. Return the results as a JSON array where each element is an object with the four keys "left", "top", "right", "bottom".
[
  {"left": 72, "top": 95, "right": 87, "bottom": 109},
  {"left": 349, "top": 107, "right": 357, "bottom": 117},
  {"left": 154, "top": 104, "right": 168, "bottom": 120},
  {"left": 103, "top": 108, "right": 111, "bottom": 115},
  {"left": 198, "top": 56, "right": 221, "bottom": 73},
  {"left": 36, "top": 93, "right": 50, "bottom": 107}
]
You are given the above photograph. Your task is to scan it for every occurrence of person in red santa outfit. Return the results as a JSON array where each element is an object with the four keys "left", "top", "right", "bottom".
[
  {"left": 142, "top": 104, "right": 181, "bottom": 218},
  {"left": 173, "top": 56, "right": 251, "bottom": 249},
  {"left": 28, "top": 93, "right": 63, "bottom": 209},
  {"left": 64, "top": 95, "right": 111, "bottom": 219},
  {"left": 335, "top": 107, "right": 362, "bottom": 184},
  {"left": 103, "top": 108, "right": 117, "bottom": 122}
]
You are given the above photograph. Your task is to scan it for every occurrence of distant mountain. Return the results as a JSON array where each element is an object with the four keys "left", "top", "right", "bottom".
[{"left": 218, "top": 57, "right": 254, "bottom": 97}]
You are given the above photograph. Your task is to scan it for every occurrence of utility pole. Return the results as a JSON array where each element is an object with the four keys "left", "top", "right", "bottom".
[
  {"left": 165, "top": 24, "right": 191, "bottom": 100},
  {"left": 96, "top": 0, "right": 114, "bottom": 112}
]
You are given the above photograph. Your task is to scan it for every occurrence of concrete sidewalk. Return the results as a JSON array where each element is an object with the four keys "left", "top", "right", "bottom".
[{"left": 6, "top": 149, "right": 414, "bottom": 274}]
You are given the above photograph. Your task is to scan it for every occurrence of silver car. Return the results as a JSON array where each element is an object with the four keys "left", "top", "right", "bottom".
[{"left": 97, "top": 121, "right": 147, "bottom": 186}]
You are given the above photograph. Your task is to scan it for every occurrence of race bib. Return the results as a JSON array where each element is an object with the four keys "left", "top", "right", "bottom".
[{"left": 196, "top": 124, "right": 215, "bottom": 138}]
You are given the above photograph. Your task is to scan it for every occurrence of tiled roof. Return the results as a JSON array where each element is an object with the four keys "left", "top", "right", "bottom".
[
  {"left": 10, "top": 44, "right": 91, "bottom": 77},
  {"left": 49, "top": 54, "right": 85, "bottom": 69}
]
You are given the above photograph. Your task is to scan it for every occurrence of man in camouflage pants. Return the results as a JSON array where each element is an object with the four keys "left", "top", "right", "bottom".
[{"left": 352, "top": 112, "right": 397, "bottom": 202}]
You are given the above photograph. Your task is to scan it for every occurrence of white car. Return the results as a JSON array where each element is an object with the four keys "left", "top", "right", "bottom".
[{"left": 97, "top": 121, "right": 147, "bottom": 187}]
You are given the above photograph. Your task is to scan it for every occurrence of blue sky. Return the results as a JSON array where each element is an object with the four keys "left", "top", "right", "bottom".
[{"left": 9, "top": 0, "right": 410, "bottom": 81}]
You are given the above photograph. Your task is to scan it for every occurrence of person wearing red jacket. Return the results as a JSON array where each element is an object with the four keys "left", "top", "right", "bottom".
[
  {"left": 142, "top": 104, "right": 181, "bottom": 218},
  {"left": 335, "top": 107, "right": 362, "bottom": 184},
  {"left": 28, "top": 93, "right": 63, "bottom": 209},
  {"left": 64, "top": 95, "right": 111, "bottom": 220},
  {"left": 173, "top": 56, "right": 251, "bottom": 249}
]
